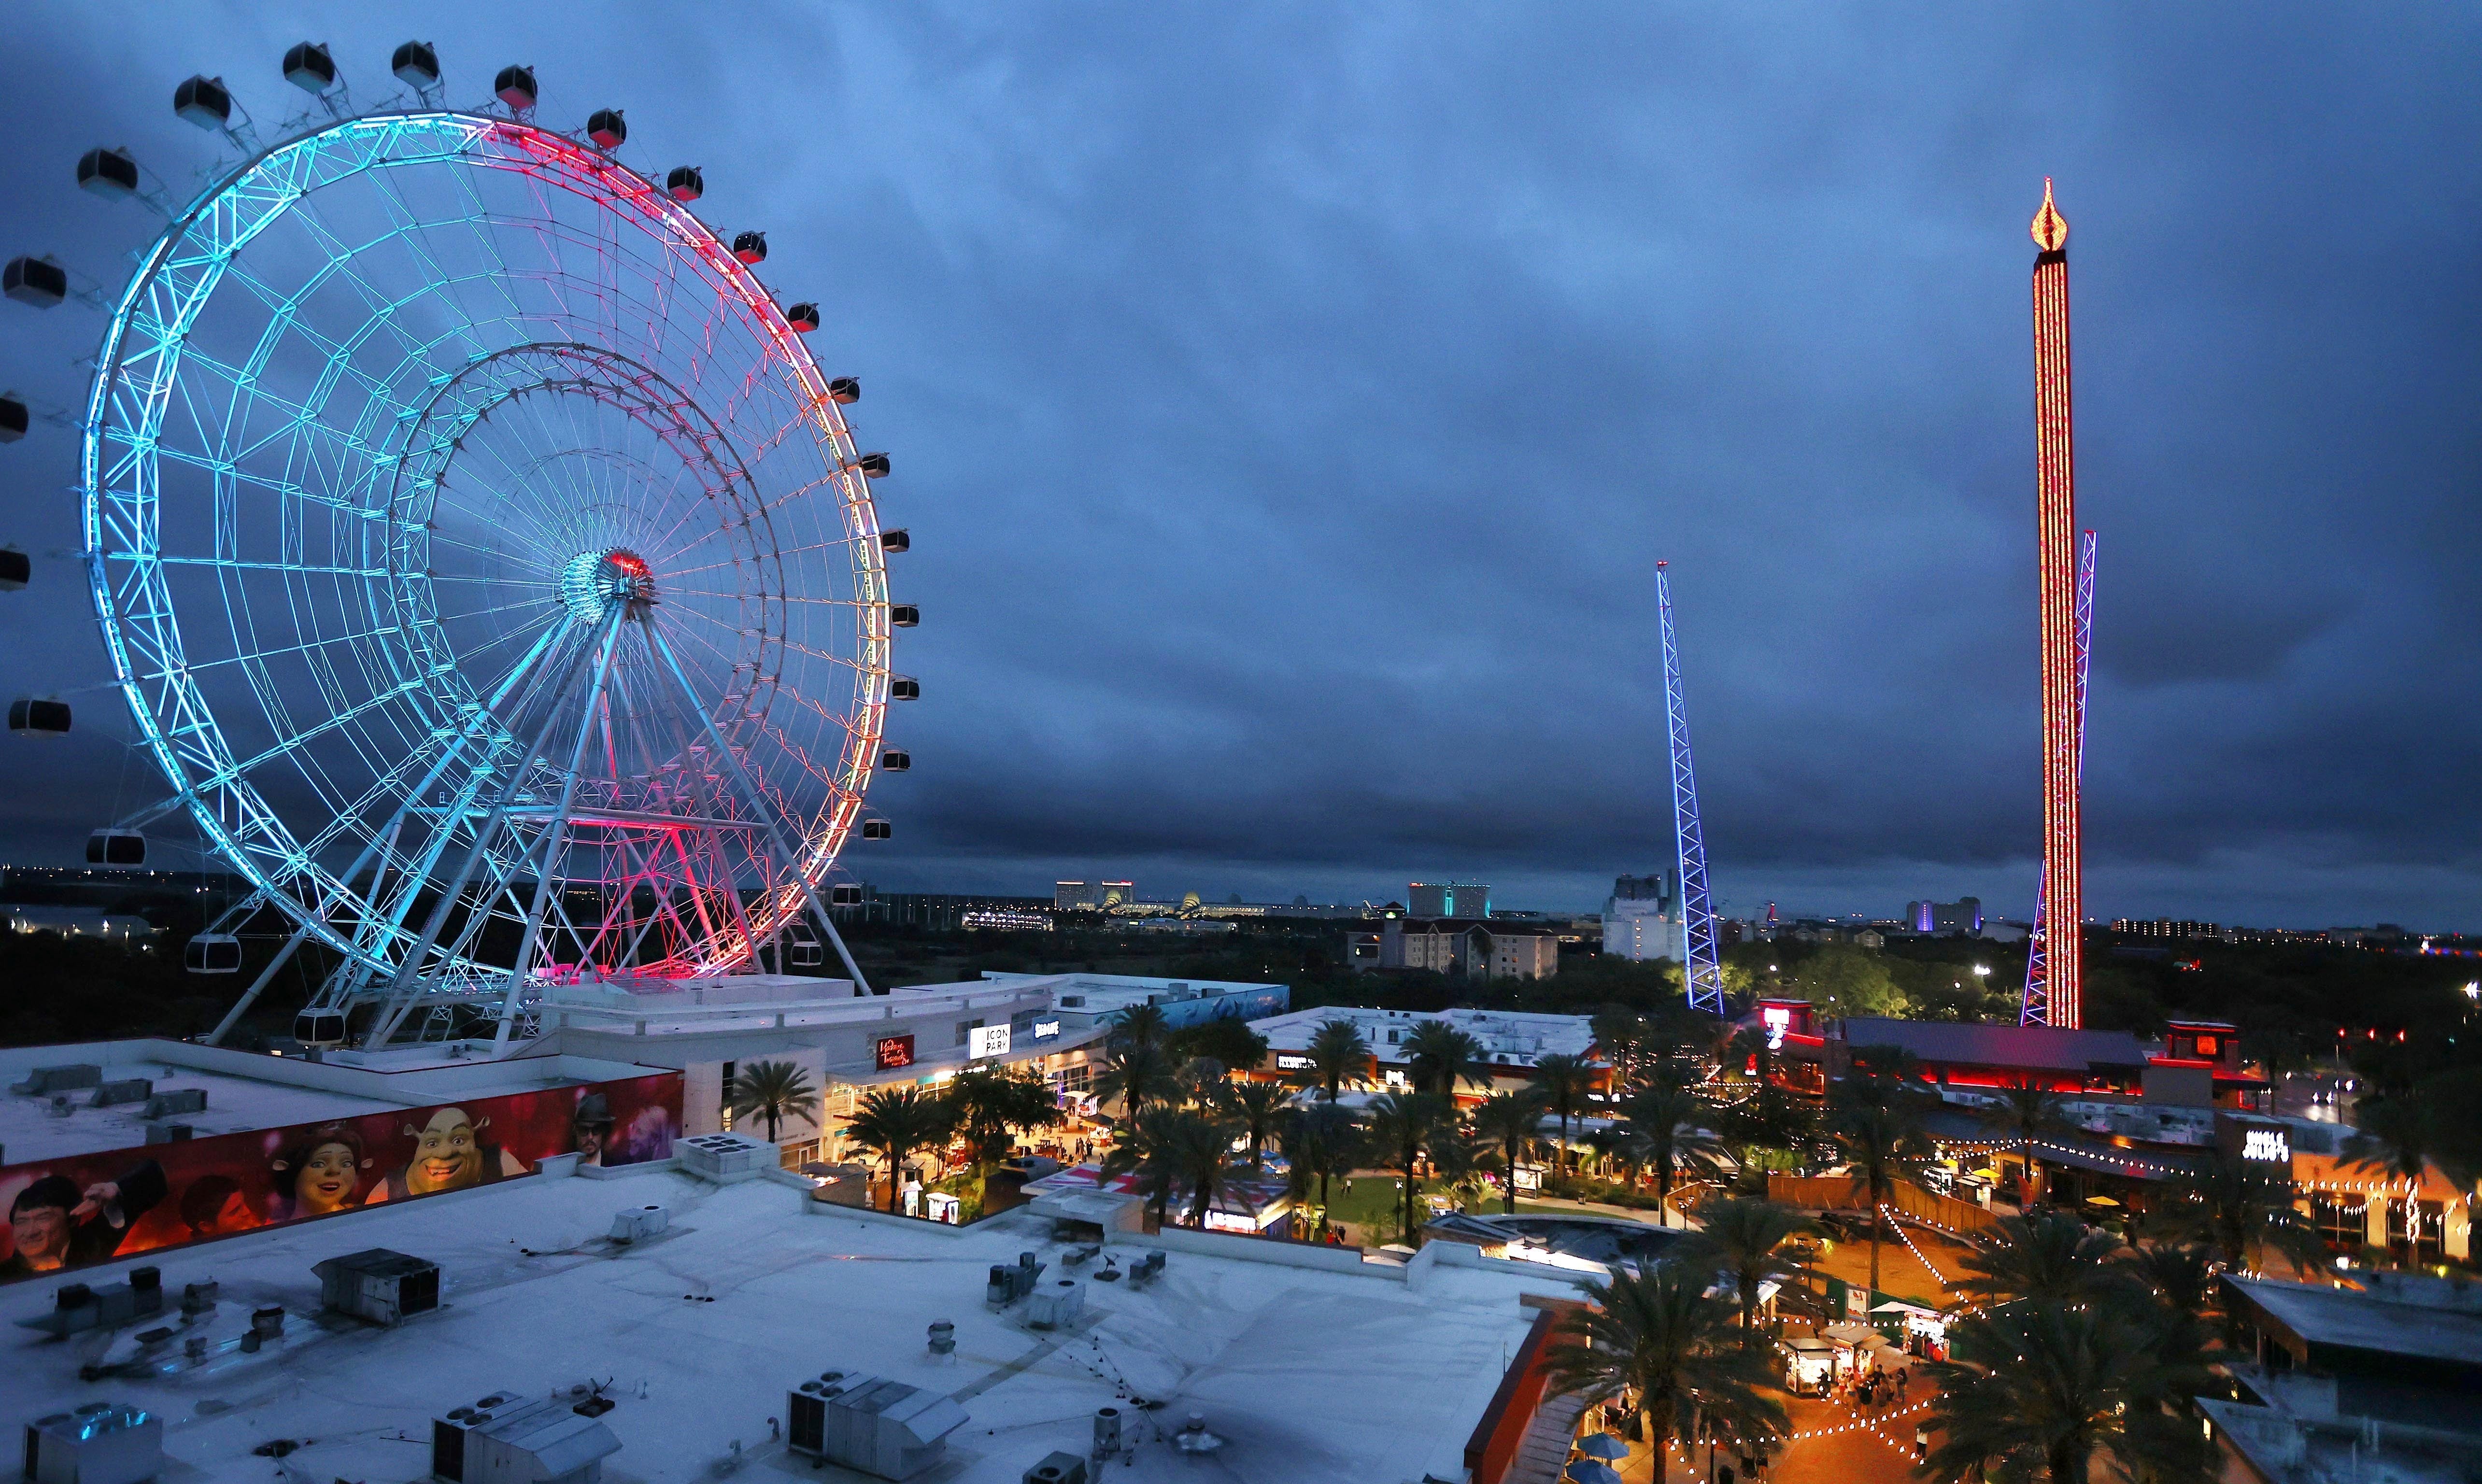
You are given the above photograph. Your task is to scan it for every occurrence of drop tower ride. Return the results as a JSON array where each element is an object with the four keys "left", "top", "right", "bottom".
[{"left": 2026, "top": 179, "right": 2083, "bottom": 1029}]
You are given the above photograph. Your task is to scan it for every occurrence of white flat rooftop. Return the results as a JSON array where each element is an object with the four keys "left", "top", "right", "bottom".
[
  {"left": 0, "top": 1058, "right": 400, "bottom": 1164},
  {"left": 3, "top": 1167, "right": 1553, "bottom": 1484}
]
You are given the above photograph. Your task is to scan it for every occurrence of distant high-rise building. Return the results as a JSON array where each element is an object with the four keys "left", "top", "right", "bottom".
[
  {"left": 1098, "top": 880, "right": 1136, "bottom": 910},
  {"left": 1905, "top": 897, "right": 1985, "bottom": 935},
  {"left": 1055, "top": 881, "right": 1090, "bottom": 910},
  {"left": 1611, "top": 872, "right": 1674, "bottom": 905},
  {"left": 1408, "top": 882, "right": 1490, "bottom": 919}
]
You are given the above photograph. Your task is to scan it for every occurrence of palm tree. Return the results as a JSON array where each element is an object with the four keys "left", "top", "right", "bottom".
[
  {"left": 1103, "top": 1106, "right": 1238, "bottom": 1228},
  {"left": 1429, "top": 1122, "right": 1495, "bottom": 1215},
  {"left": 1945, "top": 1210, "right": 2125, "bottom": 1309},
  {"left": 1302, "top": 1018, "right": 1374, "bottom": 1101},
  {"left": 1925, "top": 1300, "right": 2215, "bottom": 1484},
  {"left": 2343, "top": 1096, "right": 2441, "bottom": 1191},
  {"left": 946, "top": 1064, "right": 1062, "bottom": 1170},
  {"left": 2147, "top": 1152, "right": 2319, "bottom": 1276},
  {"left": 1276, "top": 1100, "right": 1364, "bottom": 1238},
  {"left": 1092, "top": 1037, "right": 1177, "bottom": 1123},
  {"left": 1365, "top": 1091, "right": 1454, "bottom": 1242},
  {"left": 1113, "top": 1002, "right": 1172, "bottom": 1050},
  {"left": 1686, "top": 1195, "right": 1821, "bottom": 1338},
  {"left": 1830, "top": 1080, "right": 1934, "bottom": 1294},
  {"left": 727, "top": 1060, "right": 821, "bottom": 1146},
  {"left": 1625, "top": 1084, "right": 1726, "bottom": 1225},
  {"left": 1402, "top": 1021, "right": 1487, "bottom": 1099},
  {"left": 1216, "top": 1079, "right": 1291, "bottom": 1172},
  {"left": 1529, "top": 1052, "right": 1598, "bottom": 1176},
  {"left": 1176, "top": 1055, "right": 1231, "bottom": 1108},
  {"left": 1591, "top": 1006, "right": 1651, "bottom": 1086},
  {"left": 1978, "top": 1073, "right": 2072, "bottom": 1207},
  {"left": 843, "top": 1086, "right": 953, "bottom": 1212},
  {"left": 1543, "top": 1268, "right": 1788, "bottom": 1484},
  {"left": 1470, "top": 1090, "right": 1546, "bottom": 1214}
]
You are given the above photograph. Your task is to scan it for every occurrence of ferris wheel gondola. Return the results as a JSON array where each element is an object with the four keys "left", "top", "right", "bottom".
[{"left": 16, "top": 44, "right": 909, "bottom": 1051}]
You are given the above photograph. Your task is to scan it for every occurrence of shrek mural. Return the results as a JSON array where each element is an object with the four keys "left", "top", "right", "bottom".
[{"left": 366, "top": 1106, "right": 529, "bottom": 1202}]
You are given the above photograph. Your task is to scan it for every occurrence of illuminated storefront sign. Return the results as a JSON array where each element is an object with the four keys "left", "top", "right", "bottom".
[
  {"left": 1761, "top": 1004, "right": 1793, "bottom": 1051},
  {"left": 1274, "top": 1054, "right": 1312, "bottom": 1071},
  {"left": 968, "top": 1025, "right": 1012, "bottom": 1060},
  {"left": 875, "top": 1034, "right": 916, "bottom": 1071},
  {"left": 1034, "top": 1020, "right": 1062, "bottom": 1040},
  {"left": 2242, "top": 1129, "right": 2289, "bottom": 1163}
]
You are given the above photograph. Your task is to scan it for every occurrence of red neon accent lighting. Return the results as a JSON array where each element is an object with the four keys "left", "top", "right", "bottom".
[{"left": 2029, "top": 179, "right": 2083, "bottom": 1029}]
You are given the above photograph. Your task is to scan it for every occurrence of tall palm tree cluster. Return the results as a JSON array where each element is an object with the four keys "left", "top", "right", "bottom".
[
  {"left": 823, "top": 1058, "right": 1066, "bottom": 1215},
  {"left": 1926, "top": 1209, "right": 2230, "bottom": 1484}
]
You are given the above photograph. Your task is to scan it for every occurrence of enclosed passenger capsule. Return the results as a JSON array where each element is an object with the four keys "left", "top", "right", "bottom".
[
  {"left": 587, "top": 109, "right": 626, "bottom": 149},
  {"left": 295, "top": 1009, "right": 348, "bottom": 1046},
  {"left": 827, "top": 376, "right": 860, "bottom": 404},
  {"left": 173, "top": 74, "right": 233, "bottom": 129},
  {"left": 861, "top": 820, "right": 892, "bottom": 841},
  {"left": 0, "top": 549, "right": 30, "bottom": 590},
  {"left": 4, "top": 257, "right": 69, "bottom": 309},
  {"left": 0, "top": 395, "right": 28, "bottom": 442},
  {"left": 788, "top": 925, "right": 824, "bottom": 966},
  {"left": 495, "top": 64, "right": 538, "bottom": 111},
  {"left": 879, "top": 749, "right": 911, "bottom": 772},
  {"left": 86, "top": 830, "right": 145, "bottom": 866},
  {"left": 282, "top": 42, "right": 337, "bottom": 94},
  {"left": 9, "top": 696, "right": 69, "bottom": 735},
  {"left": 666, "top": 165, "right": 704, "bottom": 201},
  {"left": 888, "top": 605, "right": 918, "bottom": 627},
  {"left": 731, "top": 231, "right": 767, "bottom": 265},
  {"left": 830, "top": 884, "right": 865, "bottom": 907},
  {"left": 784, "top": 302, "right": 820, "bottom": 333},
  {"left": 879, "top": 528, "right": 908, "bottom": 553},
  {"left": 77, "top": 148, "right": 141, "bottom": 200},
  {"left": 889, "top": 678, "right": 919, "bottom": 701},
  {"left": 855, "top": 452, "right": 890, "bottom": 478},
  {"left": 185, "top": 935, "right": 242, "bottom": 974},
  {"left": 392, "top": 41, "right": 440, "bottom": 90}
]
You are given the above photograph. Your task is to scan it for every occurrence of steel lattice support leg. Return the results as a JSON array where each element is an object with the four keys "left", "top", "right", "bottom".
[{"left": 1657, "top": 562, "right": 1726, "bottom": 1018}]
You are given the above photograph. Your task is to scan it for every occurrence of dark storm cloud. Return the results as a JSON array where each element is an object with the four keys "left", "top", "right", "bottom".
[{"left": 0, "top": 3, "right": 2475, "bottom": 927}]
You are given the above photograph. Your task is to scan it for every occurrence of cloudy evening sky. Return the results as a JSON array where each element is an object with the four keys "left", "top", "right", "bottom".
[{"left": 1, "top": 4, "right": 2476, "bottom": 927}]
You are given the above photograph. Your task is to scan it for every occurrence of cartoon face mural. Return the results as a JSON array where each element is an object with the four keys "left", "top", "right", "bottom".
[
  {"left": 0, "top": 1073, "right": 680, "bottom": 1283},
  {"left": 406, "top": 1108, "right": 483, "bottom": 1195}
]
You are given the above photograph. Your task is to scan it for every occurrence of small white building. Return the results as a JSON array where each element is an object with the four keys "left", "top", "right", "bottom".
[{"left": 1247, "top": 1005, "right": 1598, "bottom": 1097}]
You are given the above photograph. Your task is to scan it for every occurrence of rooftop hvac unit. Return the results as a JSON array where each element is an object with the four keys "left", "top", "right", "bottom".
[
  {"left": 314, "top": 1249, "right": 440, "bottom": 1326},
  {"left": 608, "top": 1204, "right": 668, "bottom": 1243},
  {"left": 86, "top": 1079, "right": 152, "bottom": 1108},
  {"left": 677, "top": 1132, "right": 776, "bottom": 1183},
  {"left": 433, "top": 1389, "right": 621, "bottom": 1484},
  {"left": 20, "top": 1268, "right": 162, "bottom": 1339},
  {"left": 986, "top": 1252, "right": 1043, "bottom": 1308},
  {"left": 23, "top": 1403, "right": 160, "bottom": 1484},
  {"left": 786, "top": 1372, "right": 968, "bottom": 1481},
  {"left": 1023, "top": 1278, "right": 1084, "bottom": 1331}
]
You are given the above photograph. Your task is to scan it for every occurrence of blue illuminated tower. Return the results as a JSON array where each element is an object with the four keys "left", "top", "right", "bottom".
[
  {"left": 1656, "top": 562, "right": 1726, "bottom": 1017},
  {"left": 2024, "top": 528, "right": 2096, "bottom": 1025}
]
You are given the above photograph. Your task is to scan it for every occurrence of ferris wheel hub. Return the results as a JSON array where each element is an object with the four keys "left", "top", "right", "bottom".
[{"left": 559, "top": 548, "right": 655, "bottom": 623}]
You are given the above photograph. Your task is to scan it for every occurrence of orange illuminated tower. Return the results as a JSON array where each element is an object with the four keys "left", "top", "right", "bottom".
[{"left": 2027, "top": 179, "right": 2083, "bottom": 1028}]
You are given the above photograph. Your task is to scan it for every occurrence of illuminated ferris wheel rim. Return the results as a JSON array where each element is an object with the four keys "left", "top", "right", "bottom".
[{"left": 77, "top": 105, "right": 892, "bottom": 984}]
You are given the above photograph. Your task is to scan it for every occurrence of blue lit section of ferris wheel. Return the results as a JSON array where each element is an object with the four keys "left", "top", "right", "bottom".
[{"left": 79, "top": 110, "right": 893, "bottom": 993}]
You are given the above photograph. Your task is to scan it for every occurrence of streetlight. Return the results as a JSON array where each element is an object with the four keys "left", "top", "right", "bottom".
[{"left": 1972, "top": 965, "right": 1990, "bottom": 977}]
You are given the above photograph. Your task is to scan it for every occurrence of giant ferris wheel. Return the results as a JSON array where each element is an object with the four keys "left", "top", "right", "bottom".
[{"left": 11, "top": 45, "right": 916, "bottom": 1050}]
